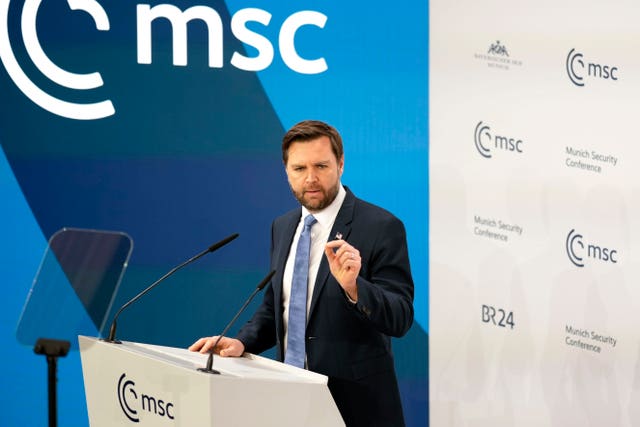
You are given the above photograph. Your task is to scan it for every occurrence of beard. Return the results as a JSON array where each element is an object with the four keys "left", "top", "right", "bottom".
[{"left": 291, "top": 182, "right": 340, "bottom": 212}]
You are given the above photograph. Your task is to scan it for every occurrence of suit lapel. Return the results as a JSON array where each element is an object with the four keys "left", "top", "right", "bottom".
[{"left": 308, "top": 189, "right": 356, "bottom": 322}]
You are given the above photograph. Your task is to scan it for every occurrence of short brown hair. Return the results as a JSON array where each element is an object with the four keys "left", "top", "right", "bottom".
[{"left": 282, "top": 120, "right": 344, "bottom": 164}]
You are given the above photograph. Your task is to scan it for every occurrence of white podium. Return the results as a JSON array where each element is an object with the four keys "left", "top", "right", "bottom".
[{"left": 79, "top": 336, "right": 344, "bottom": 426}]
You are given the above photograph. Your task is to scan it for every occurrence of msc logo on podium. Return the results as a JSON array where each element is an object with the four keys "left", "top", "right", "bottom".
[
  {"left": 118, "top": 373, "right": 175, "bottom": 423},
  {"left": 565, "top": 229, "right": 618, "bottom": 267}
]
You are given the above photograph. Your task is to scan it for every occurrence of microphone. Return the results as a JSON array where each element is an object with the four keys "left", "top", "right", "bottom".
[
  {"left": 198, "top": 269, "right": 275, "bottom": 374},
  {"left": 104, "top": 233, "right": 239, "bottom": 343}
]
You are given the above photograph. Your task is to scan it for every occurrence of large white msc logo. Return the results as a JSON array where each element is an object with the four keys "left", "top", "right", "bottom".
[
  {"left": 0, "top": 0, "right": 114, "bottom": 120},
  {"left": 0, "top": 1, "right": 327, "bottom": 120}
]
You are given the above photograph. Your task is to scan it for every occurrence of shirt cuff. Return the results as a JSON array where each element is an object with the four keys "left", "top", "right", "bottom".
[{"left": 344, "top": 290, "right": 357, "bottom": 305}]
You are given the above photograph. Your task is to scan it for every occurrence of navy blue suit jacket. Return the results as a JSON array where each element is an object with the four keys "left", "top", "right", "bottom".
[{"left": 236, "top": 188, "right": 414, "bottom": 427}]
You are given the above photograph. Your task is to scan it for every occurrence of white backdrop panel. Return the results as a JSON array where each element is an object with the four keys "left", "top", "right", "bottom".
[{"left": 430, "top": 1, "right": 640, "bottom": 426}]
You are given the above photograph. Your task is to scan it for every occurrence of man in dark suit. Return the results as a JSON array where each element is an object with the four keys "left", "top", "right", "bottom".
[{"left": 190, "top": 120, "right": 414, "bottom": 427}]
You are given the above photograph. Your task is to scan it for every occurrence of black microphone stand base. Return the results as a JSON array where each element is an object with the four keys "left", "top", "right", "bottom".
[
  {"left": 197, "top": 367, "right": 222, "bottom": 374},
  {"left": 197, "top": 352, "right": 222, "bottom": 374}
]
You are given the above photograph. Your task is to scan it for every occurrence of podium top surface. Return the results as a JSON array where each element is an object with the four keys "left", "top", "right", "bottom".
[{"left": 79, "top": 336, "right": 328, "bottom": 384}]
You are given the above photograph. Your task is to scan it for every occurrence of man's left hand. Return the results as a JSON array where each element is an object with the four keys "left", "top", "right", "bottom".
[{"left": 324, "top": 239, "right": 361, "bottom": 301}]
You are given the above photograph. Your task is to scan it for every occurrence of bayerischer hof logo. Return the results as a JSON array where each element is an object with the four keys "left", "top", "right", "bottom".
[{"left": 474, "top": 40, "right": 523, "bottom": 70}]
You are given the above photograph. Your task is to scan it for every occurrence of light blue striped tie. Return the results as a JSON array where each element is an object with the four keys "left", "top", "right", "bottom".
[{"left": 285, "top": 214, "right": 317, "bottom": 368}]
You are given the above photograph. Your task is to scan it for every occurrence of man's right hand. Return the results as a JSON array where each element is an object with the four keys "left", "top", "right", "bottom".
[{"left": 188, "top": 336, "right": 245, "bottom": 357}]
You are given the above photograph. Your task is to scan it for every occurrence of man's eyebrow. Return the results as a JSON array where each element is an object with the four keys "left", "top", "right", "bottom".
[{"left": 289, "top": 159, "right": 331, "bottom": 167}]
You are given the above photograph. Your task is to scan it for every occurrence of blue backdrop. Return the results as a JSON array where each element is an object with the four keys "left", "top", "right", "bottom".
[{"left": 0, "top": 0, "right": 428, "bottom": 424}]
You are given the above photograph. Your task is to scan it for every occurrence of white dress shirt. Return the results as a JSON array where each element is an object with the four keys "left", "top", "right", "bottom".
[{"left": 282, "top": 184, "right": 346, "bottom": 352}]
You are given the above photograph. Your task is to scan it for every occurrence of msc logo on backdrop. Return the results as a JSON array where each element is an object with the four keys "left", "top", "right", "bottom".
[
  {"left": 566, "top": 48, "right": 619, "bottom": 87},
  {"left": 118, "top": 373, "right": 175, "bottom": 422},
  {"left": 0, "top": 0, "right": 327, "bottom": 120},
  {"left": 474, "top": 121, "right": 524, "bottom": 159},
  {"left": 565, "top": 229, "right": 618, "bottom": 267}
]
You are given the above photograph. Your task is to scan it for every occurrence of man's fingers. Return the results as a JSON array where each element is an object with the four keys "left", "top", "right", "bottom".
[
  {"left": 219, "top": 346, "right": 236, "bottom": 357},
  {"left": 188, "top": 336, "right": 221, "bottom": 354},
  {"left": 327, "top": 241, "right": 349, "bottom": 258},
  {"left": 188, "top": 337, "right": 207, "bottom": 352},
  {"left": 325, "top": 239, "right": 343, "bottom": 249},
  {"left": 200, "top": 340, "right": 213, "bottom": 354},
  {"left": 324, "top": 245, "right": 337, "bottom": 261},
  {"left": 325, "top": 241, "right": 359, "bottom": 259},
  {"left": 218, "top": 339, "right": 245, "bottom": 357},
  {"left": 340, "top": 250, "right": 358, "bottom": 264}
]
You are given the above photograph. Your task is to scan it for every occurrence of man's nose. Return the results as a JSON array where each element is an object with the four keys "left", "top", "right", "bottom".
[{"left": 305, "top": 169, "right": 318, "bottom": 182}]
